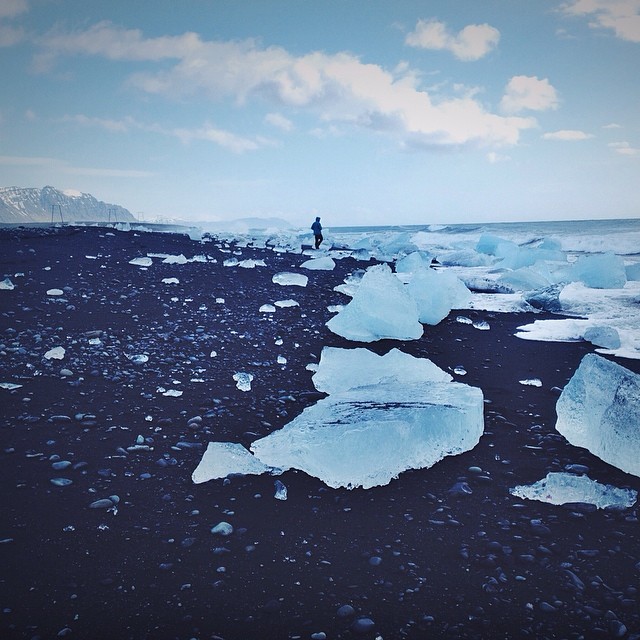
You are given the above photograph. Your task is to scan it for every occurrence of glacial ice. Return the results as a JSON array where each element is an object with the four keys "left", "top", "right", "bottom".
[
  {"left": 44, "top": 346, "right": 65, "bottom": 360},
  {"left": 233, "top": 372, "right": 254, "bottom": 391},
  {"left": 569, "top": 252, "right": 627, "bottom": 289},
  {"left": 556, "top": 354, "right": 640, "bottom": 477},
  {"left": 250, "top": 381, "right": 484, "bottom": 489},
  {"left": 395, "top": 251, "right": 432, "bottom": 273},
  {"left": 0, "top": 278, "right": 15, "bottom": 290},
  {"left": 584, "top": 325, "right": 621, "bottom": 349},
  {"left": 301, "top": 256, "right": 336, "bottom": 270},
  {"left": 129, "top": 257, "right": 153, "bottom": 267},
  {"left": 510, "top": 472, "right": 637, "bottom": 509},
  {"left": 192, "top": 442, "right": 272, "bottom": 484},
  {"left": 406, "top": 268, "right": 472, "bottom": 325},
  {"left": 273, "top": 272, "right": 308, "bottom": 287},
  {"left": 312, "top": 346, "right": 452, "bottom": 395},
  {"left": 326, "top": 263, "right": 423, "bottom": 342}
]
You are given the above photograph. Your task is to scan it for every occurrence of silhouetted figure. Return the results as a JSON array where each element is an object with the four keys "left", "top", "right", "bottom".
[{"left": 311, "top": 216, "right": 323, "bottom": 249}]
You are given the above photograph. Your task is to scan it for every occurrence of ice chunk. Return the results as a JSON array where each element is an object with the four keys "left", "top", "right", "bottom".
[
  {"left": 584, "top": 325, "right": 621, "bottom": 349},
  {"left": 46, "top": 288, "right": 64, "bottom": 296},
  {"left": 312, "top": 347, "right": 451, "bottom": 395},
  {"left": 274, "top": 299, "right": 299, "bottom": 308},
  {"left": 0, "top": 382, "right": 22, "bottom": 390},
  {"left": 497, "top": 268, "right": 551, "bottom": 292},
  {"left": 274, "top": 479, "right": 288, "bottom": 500},
  {"left": 233, "top": 372, "right": 254, "bottom": 391},
  {"left": 626, "top": 262, "right": 640, "bottom": 281},
  {"left": 162, "top": 254, "right": 188, "bottom": 264},
  {"left": 556, "top": 354, "right": 640, "bottom": 477},
  {"left": 510, "top": 472, "right": 637, "bottom": 509},
  {"left": 0, "top": 278, "right": 15, "bottom": 290},
  {"left": 44, "top": 346, "right": 65, "bottom": 360},
  {"left": 326, "top": 264, "right": 423, "bottom": 342},
  {"left": 273, "top": 272, "right": 308, "bottom": 287},
  {"left": 250, "top": 381, "right": 484, "bottom": 489},
  {"left": 395, "top": 251, "right": 432, "bottom": 273},
  {"left": 259, "top": 304, "right": 276, "bottom": 313},
  {"left": 570, "top": 252, "right": 627, "bottom": 289},
  {"left": 162, "top": 277, "right": 180, "bottom": 284},
  {"left": 301, "top": 257, "right": 336, "bottom": 270},
  {"left": 192, "top": 442, "right": 271, "bottom": 484},
  {"left": 406, "top": 268, "right": 472, "bottom": 325},
  {"left": 129, "top": 257, "right": 153, "bottom": 267}
]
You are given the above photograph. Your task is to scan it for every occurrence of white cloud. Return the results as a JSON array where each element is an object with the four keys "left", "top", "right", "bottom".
[
  {"left": 0, "top": 154, "right": 154, "bottom": 177},
  {"left": 500, "top": 76, "right": 559, "bottom": 113},
  {"left": 0, "top": 0, "right": 28, "bottom": 19},
  {"left": 265, "top": 112, "right": 294, "bottom": 131},
  {"left": 405, "top": 18, "right": 500, "bottom": 60},
  {"left": 609, "top": 141, "right": 640, "bottom": 155},
  {"left": 35, "top": 22, "right": 534, "bottom": 150},
  {"left": 561, "top": 0, "right": 640, "bottom": 42},
  {"left": 542, "top": 129, "right": 593, "bottom": 140},
  {"left": 603, "top": 122, "right": 622, "bottom": 129},
  {"left": 487, "top": 151, "right": 511, "bottom": 163}
]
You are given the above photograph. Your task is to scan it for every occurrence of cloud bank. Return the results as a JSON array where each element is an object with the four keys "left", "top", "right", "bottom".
[{"left": 34, "top": 21, "right": 534, "bottom": 150}]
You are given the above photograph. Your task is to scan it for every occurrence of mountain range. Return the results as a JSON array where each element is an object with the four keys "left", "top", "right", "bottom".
[{"left": 0, "top": 186, "right": 136, "bottom": 224}]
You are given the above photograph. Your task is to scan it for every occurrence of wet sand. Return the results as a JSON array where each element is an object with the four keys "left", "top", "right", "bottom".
[{"left": 1, "top": 225, "right": 639, "bottom": 640}]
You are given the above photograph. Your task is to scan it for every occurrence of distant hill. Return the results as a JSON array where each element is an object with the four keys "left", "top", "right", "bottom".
[{"left": 0, "top": 186, "right": 136, "bottom": 224}]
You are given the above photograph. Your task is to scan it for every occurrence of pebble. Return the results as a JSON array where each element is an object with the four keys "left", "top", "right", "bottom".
[{"left": 211, "top": 522, "right": 233, "bottom": 536}]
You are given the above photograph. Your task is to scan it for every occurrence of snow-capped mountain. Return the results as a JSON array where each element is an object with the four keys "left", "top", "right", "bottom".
[{"left": 0, "top": 186, "right": 136, "bottom": 224}]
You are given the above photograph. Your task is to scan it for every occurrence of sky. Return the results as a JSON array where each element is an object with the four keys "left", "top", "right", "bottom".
[{"left": 0, "top": 0, "right": 639, "bottom": 227}]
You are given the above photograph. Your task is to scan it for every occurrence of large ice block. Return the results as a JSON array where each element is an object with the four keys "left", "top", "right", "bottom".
[
  {"left": 250, "top": 381, "right": 484, "bottom": 489},
  {"left": 555, "top": 353, "right": 640, "bottom": 477},
  {"left": 326, "top": 263, "right": 423, "bottom": 342},
  {"left": 311, "top": 347, "right": 452, "bottom": 395}
]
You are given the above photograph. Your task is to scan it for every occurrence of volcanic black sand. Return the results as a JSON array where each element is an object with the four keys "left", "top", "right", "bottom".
[{"left": 1, "top": 225, "right": 639, "bottom": 640}]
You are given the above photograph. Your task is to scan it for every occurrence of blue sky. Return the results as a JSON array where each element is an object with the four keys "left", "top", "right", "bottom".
[{"left": 0, "top": 0, "right": 638, "bottom": 226}]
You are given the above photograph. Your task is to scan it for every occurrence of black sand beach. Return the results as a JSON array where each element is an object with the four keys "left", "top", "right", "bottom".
[{"left": 1, "top": 225, "right": 640, "bottom": 640}]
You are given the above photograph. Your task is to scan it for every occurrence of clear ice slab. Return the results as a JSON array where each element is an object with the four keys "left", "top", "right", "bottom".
[
  {"left": 556, "top": 353, "right": 640, "bottom": 477},
  {"left": 250, "top": 381, "right": 484, "bottom": 489},
  {"left": 510, "top": 472, "right": 637, "bottom": 509}
]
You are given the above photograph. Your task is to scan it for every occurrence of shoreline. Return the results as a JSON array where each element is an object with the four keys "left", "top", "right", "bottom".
[{"left": 1, "top": 225, "right": 639, "bottom": 640}]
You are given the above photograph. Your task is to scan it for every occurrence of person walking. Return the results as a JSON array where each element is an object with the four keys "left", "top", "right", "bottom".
[{"left": 311, "top": 216, "right": 323, "bottom": 249}]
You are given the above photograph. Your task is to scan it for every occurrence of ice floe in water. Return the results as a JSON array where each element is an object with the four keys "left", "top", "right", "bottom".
[
  {"left": 193, "top": 347, "right": 484, "bottom": 489},
  {"left": 327, "top": 264, "right": 422, "bottom": 342},
  {"left": 555, "top": 354, "right": 640, "bottom": 477},
  {"left": 510, "top": 472, "right": 637, "bottom": 509}
]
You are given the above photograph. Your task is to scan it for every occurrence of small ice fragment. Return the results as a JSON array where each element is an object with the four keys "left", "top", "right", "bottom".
[
  {"left": 223, "top": 258, "right": 239, "bottom": 267},
  {"left": 453, "top": 366, "right": 467, "bottom": 376},
  {"left": 46, "top": 288, "right": 64, "bottom": 296},
  {"left": 275, "top": 299, "right": 299, "bottom": 308},
  {"left": 210, "top": 350, "right": 218, "bottom": 358},
  {"left": 162, "top": 389, "right": 183, "bottom": 397},
  {"left": 129, "top": 257, "right": 153, "bottom": 267},
  {"left": 162, "top": 254, "right": 188, "bottom": 264},
  {"left": 0, "top": 382, "right": 22, "bottom": 390},
  {"left": 519, "top": 378, "right": 542, "bottom": 387},
  {"left": 216, "top": 298, "right": 225, "bottom": 304},
  {"left": 259, "top": 304, "right": 276, "bottom": 313},
  {"left": 510, "top": 472, "right": 637, "bottom": 509},
  {"left": 44, "top": 346, "right": 66, "bottom": 360},
  {"left": 456, "top": 316, "right": 473, "bottom": 324},
  {"left": 0, "top": 278, "right": 15, "bottom": 290},
  {"left": 192, "top": 442, "right": 271, "bottom": 483},
  {"left": 301, "top": 257, "right": 335, "bottom": 270},
  {"left": 88, "top": 337, "right": 101, "bottom": 345},
  {"left": 125, "top": 353, "right": 149, "bottom": 364},
  {"left": 272, "top": 272, "right": 308, "bottom": 287},
  {"left": 473, "top": 321, "right": 490, "bottom": 330},
  {"left": 162, "top": 277, "right": 180, "bottom": 284},
  {"left": 233, "top": 372, "right": 254, "bottom": 391},
  {"left": 277, "top": 356, "right": 287, "bottom": 365},
  {"left": 274, "top": 479, "right": 288, "bottom": 500}
]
